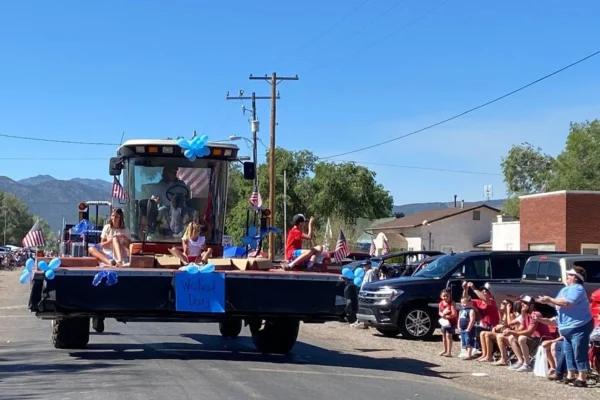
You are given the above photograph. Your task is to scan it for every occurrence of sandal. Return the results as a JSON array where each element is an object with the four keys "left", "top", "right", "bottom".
[
  {"left": 561, "top": 378, "right": 576, "bottom": 385},
  {"left": 573, "top": 380, "right": 587, "bottom": 388},
  {"left": 493, "top": 360, "right": 508, "bottom": 366}
]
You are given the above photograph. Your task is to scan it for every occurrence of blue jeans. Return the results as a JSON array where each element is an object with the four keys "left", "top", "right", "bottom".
[
  {"left": 460, "top": 330, "right": 475, "bottom": 348},
  {"left": 555, "top": 339, "right": 566, "bottom": 375},
  {"left": 561, "top": 319, "right": 594, "bottom": 373}
]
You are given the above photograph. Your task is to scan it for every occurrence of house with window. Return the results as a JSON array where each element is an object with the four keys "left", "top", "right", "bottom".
[
  {"left": 366, "top": 204, "right": 500, "bottom": 253},
  {"left": 520, "top": 190, "right": 600, "bottom": 254}
]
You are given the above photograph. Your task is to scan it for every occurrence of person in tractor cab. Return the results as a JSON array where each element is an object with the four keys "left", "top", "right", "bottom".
[
  {"left": 281, "top": 214, "right": 323, "bottom": 270},
  {"left": 88, "top": 208, "right": 131, "bottom": 266}
]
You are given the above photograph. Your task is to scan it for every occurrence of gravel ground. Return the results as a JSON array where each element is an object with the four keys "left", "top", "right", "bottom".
[{"left": 301, "top": 322, "right": 600, "bottom": 400}]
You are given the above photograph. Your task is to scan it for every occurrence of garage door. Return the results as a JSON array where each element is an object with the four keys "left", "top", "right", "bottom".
[{"left": 528, "top": 243, "right": 556, "bottom": 251}]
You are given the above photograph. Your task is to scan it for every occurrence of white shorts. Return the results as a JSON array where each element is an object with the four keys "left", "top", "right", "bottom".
[{"left": 94, "top": 243, "right": 114, "bottom": 259}]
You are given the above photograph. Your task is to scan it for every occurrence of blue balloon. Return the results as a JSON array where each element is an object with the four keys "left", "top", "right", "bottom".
[
  {"left": 248, "top": 226, "right": 258, "bottom": 237},
  {"left": 200, "top": 146, "right": 210, "bottom": 156},
  {"left": 25, "top": 258, "right": 35, "bottom": 272},
  {"left": 354, "top": 267, "right": 365, "bottom": 279},
  {"left": 177, "top": 138, "right": 190, "bottom": 149},
  {"left": 38, "top": 261, "right": 48, "bottom": 272},
  {"left": 184, "top": 148, "right": 195, "bottom": 159},
  {"left": 48, "top": 258, "right": 61, "bottom": 270},
  {"left": 342, "top": 268, "right": 354, "bottom": 280},
  {"left": 185, "top": 264, "right": 199, "bottom": 274},
  {"left": 19, "top": 270, "right": 32, "bottom": 284},
  {"left": 194, "top": 146, "right": 206, "bottom": 157},
  {"left": 45, "top": 270, "right": 55, "bottom": 280},
  {"left": 353, "top": 277, "right": 363, "bottom": 286},
  {"left": 198, "top": 134, "right": 208, "bottom": 145},
  {"left": 198, "top": 263, "right": 215, "bottom": 273}
]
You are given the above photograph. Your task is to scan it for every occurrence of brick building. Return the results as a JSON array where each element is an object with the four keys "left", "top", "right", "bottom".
[{"left": 520, "top": 190, "right": 600, "bottom": 254}]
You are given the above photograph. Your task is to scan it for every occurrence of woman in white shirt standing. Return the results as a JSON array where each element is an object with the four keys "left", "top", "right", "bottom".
[{"left": 88, "top": 208, "right": 131, "bottom": 266}]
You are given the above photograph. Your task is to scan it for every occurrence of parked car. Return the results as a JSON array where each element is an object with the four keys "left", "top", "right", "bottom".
[
  {"left": 370, "top": 250, "right": 444, "bottom": 278},
  {"left": 357, "top": 250, "right": 567, "bottom": 340},
  {"left": 489, "top": 254, "right": 600, "bottom": 316}
]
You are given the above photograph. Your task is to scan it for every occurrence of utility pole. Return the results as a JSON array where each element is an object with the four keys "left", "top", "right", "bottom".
[{"left": 249, "top": 73, "right": 299, "bottom": 260}]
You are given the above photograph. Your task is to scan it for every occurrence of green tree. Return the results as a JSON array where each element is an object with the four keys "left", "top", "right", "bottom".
[
  {"left": 549, "top": 120, "right": 600, "bottom": 190},
  {"left": 0, "top": 191, "right": 53, "bottom": 249},
  {"left": 500, "top": 142, "right": 554, "bottom": 217}
]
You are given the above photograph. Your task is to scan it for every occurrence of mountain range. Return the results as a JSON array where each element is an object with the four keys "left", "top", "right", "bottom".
[{"left": 0, "top": 174, "right": 506, "bottom": 231}]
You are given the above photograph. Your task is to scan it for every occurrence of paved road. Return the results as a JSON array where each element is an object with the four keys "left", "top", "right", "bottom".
[{"left": 0, "top": 271, "right": 484, "bottom": 400}]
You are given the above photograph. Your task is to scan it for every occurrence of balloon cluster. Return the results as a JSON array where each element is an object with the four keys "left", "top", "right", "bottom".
[
  {"left": 177, "top": 135, "right": 210, "bottom": 162},
  {"left": 179, "top": 263, "right": 216, "bottom": 274},
  {"left": 92, "top": 270, "right": 119, "bottom": 286},
  {"left": 342, "top": 266, "right": 365, "bottom": 287},
  {"left": 19, "top": 258, "right": 61, "bottom": 284},
  {"left": 242, "top": 226, "right": 281, "bottom": 250}
]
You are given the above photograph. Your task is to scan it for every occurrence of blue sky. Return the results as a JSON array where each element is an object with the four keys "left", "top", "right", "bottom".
[{"left": 1, "top": 0, "right": 599, "bottom": 205}]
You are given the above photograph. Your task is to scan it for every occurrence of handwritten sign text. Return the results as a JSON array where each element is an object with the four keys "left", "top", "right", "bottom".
[{"left": 174, "top": 272, "right": 225, "bottom": 313}]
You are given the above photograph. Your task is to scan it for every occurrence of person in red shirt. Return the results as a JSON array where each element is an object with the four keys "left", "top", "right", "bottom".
[
  {"left": 463, "top": 282, "right": 500, "bottom": 357},
  {"left": 282, "top": 214, "right": 322, "bottom": 270},
  {"left": 438, "top": 289, "right": 458, "bottom": 357}
]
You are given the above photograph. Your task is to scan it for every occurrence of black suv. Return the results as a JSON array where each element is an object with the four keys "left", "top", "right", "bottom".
[{"left": 357, "top": 250, "right": 566, "bottom": 340}]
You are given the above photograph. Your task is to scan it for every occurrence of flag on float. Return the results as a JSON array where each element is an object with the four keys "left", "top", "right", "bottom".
[
  {"left": 249, "top": 186, "right": 263, "bottom": 209},
  {"left": 111, "top": 177, "right": 128, "bottom": 201},
  {"left": 22, "top": 219, "right": 45, "bottom": 248},
  {"left": 177, "top": 168, "right": 210, "bottom": 198},
  {"left": 369, "top": 238, "right": 376, "bottom": 256},
  {"left": 322, "top": 217, "right": 333, "bottom": 252},
  {"left": 334, "top": 230, "right": 349, "bottom": 263},
  {"left": 383, "top": 237, "right": 390, "bottom": 255}
]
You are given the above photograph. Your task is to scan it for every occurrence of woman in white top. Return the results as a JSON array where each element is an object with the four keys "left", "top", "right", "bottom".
[{"left": 88, "top": 208, "right": 131, "bottom": 266}]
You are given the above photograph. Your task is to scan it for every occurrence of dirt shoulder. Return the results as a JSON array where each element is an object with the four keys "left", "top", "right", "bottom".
[{"left": 301, "top": 322, "right": 599, "bottom": 400}]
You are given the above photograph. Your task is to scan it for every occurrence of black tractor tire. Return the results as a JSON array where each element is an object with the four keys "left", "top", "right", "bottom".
[
  {"left": 92, "top": 317, "right": 105, "bottom": 333},
  {"left": 251, "top": 319, "right": 300, "bottom": 355},
  {"left": 376, "top": 328, "right": 401, "bottom": 338},
  {"left": 397, "top": 305, "right": 435, "bottom": 340},
  {"left": 219, "top": 318, "right": 243, "bottom": 338},
  {"left": 51, "top": 318, "right": 90, "bottom": 349}
]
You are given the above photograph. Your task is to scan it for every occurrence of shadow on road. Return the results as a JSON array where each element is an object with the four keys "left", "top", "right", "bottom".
[{"left": 67, "top": 333, "right": 448, "bottom": 380}]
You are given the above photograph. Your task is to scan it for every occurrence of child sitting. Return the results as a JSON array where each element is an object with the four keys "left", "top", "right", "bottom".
[
  {"left": 181, "top": 222, "right": 213, "bottom": 264},
  {"left": 458, "top": 296, "right": 477, "bottom": 360},
  {"left": 281, "top": 214, "right": 323, "bottom": 270}
]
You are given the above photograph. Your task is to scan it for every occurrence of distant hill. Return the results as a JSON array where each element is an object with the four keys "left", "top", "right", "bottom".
[
  {"left": 1, "top": 173, "right": 506, "bottom": 231},
  {"left": 1, "top": 175, "right": 112, "bottom": 231}
]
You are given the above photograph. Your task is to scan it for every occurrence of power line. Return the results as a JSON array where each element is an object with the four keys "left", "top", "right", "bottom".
[
  {"left": 320, "top": 48, "right": 600, "bottom": 160},
  {"left": 296, "top": 0, "right": 408, "bottom": 67},
  {"left": 0, "top": 133, "right": 119, "bottom": 146},
  {"left": 334, "top": 160, "right": 501, "bottom": 175},
  {"left": 276, "top": 0, "right": 372, "bottom": 65},
  {"left": 0, "top": 155, "right": 500, "bottom": 176},
  {"left": 306, "top": 0, "right": 448, "bottom": 74}
]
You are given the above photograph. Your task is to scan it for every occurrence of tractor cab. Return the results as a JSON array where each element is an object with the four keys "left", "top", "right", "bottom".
[{"left": 109, "top": 139, "right": 251, "bottom": 257}]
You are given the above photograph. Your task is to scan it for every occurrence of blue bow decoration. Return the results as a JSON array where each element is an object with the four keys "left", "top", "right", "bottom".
[
  {"left": 37, "top": 258, "right": 61, "bottom": 280},
  {"left": 92, "top": 270, "right": 119, "bottom": 286},
  {"left": 182, "top": 263, "right": 215, "bottom": 274},
  {"left": 19, "top": 258, "right": 36, "bottom": 284},
  {"left": 177, "top": 135, "right": 210, "bottom": 162},
  {"left": 70, "top": 219, "right": 96, "bottom": 235},
  {"left": 341, "top": 266, "right": 365, "bottom": 287}
]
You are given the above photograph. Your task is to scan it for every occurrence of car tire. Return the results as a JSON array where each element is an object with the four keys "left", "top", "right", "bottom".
[
  {"left": 251, "top": 319, "right": 299, "bottom": 355},
  {"left": 92, "top": 317, "right": 105, "bottom": 333},
  {"left": 219, "top": 318, "right": 243, "bottom": 338},
  {"left": 397, "top": 305, "right": 435, "bottom": 340},
  {"left": 51, "top": 318, "right": 90, "bottom": 349}
]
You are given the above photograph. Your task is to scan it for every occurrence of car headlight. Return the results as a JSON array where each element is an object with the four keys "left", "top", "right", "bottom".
[{"left": 380, "top": 288, "right": 404, "bottom": 301}]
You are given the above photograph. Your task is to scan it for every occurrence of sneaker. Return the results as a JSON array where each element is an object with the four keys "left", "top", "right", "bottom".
[
  {"left": 516, "top": 364, "right": 531, "bottom": 372},
  {"left": 472, "top": 349, "right": 482, "bottom": 356},
  {"left": 458, "top": 350, "right": 467, "bottom": 359},
  {"left": 508, "top": 362, "right": 523, "bottom": 370}
]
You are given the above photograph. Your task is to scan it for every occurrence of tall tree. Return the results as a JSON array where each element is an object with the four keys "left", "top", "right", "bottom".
[
  {"left": 500, "top": 143, "right": 554, "bottom": 217},
  {"left": 0, "top": 191, "right": 53, "bottom": 248},
  {"left": 549, "top": 120, "right": 600, "bottom": 190}
]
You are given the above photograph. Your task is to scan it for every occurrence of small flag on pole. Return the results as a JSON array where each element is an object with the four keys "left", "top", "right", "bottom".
[
  {"left": 369, "top": 239, "right": 376, "bottom": 256},
  {"left": 334, "top": 230, "right": 350, "bottom": 263},
  {"left": 111, "top": 177, "right": 128, "bottom": 201},
  {"left": 249, "top": 186, "right": 263, "bottom": 209},
  {"left": 22, "top": 219, "right": 45, "bottom": 248},
  {"left": 383, "top": 237, "right": 390, "bottom": 255}
]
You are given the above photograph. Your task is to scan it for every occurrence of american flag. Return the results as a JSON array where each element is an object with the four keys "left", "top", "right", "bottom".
[
  {"left": 22, "top": 220, "right": 45, "bottom": 248},
  {"left": 369, "top": 239, "right": 376, "bottom": 256},
  {"left": 334, "top": 230, "right": 349, "bottom": 263},
  {"left": 383, "top": 237, "right": 390, "bottom": 255},
  {"left": 112, "top": 177, "right": 128, "bottom": 200},
  {"left": 177, "top": 168, "right": 210, "bottom": 197},
  {"left": 249, "top": 186, "right": 263, "bottom": 209}
]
